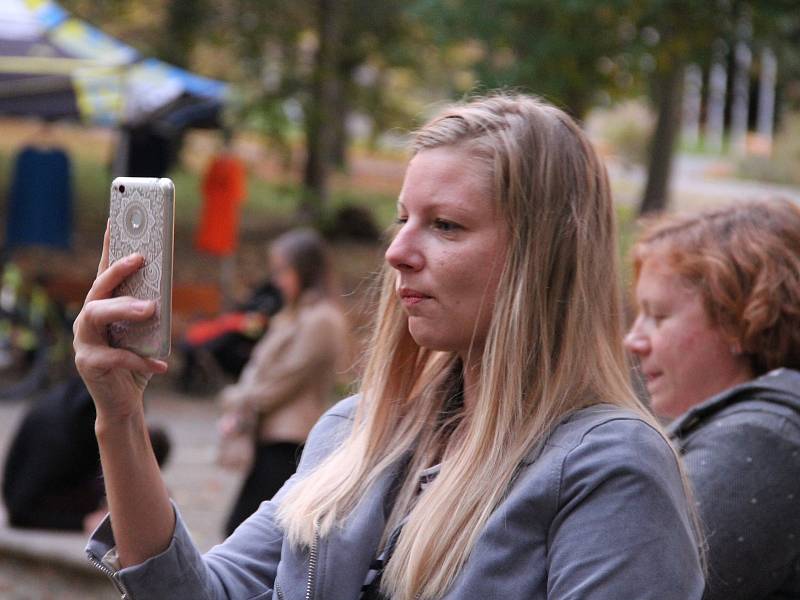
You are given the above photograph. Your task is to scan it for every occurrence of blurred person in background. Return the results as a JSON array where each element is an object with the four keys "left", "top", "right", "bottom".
[
  {"left": 2, "top": 376, "right": 170, "bottom": 533},
  {"left": 625, "top": 198, "right": 800, "bottom": 600},
  {"left": 74, "top": 94, "right": 702, "bottom": 600},
  {"left": 216, "top": 228, "right": 349, "bottom": 535}
]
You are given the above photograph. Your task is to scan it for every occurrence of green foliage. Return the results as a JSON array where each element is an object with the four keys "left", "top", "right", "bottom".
[
  {"left": 588, "top": 99, "right": 655, "bottom": 167},
  {"left": 50, "top": 0, "right": 800, "bottom": 220},
  {"left": 615, "top": 201, "right": 639, "bottom": 292}
]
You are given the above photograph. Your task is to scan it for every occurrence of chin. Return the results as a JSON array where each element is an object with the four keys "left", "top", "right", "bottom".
[
  {"left": 407, "top": 329, "right": 454, "bottom": 353},
  {"left": 651, "top": 396, "right": 687, "bottom": 420},
  {"left": 410, "top": 337, "right": 450, "bottom": 352}
]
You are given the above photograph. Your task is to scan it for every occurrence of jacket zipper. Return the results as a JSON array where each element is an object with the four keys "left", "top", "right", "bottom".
[
  {"left": 305, "top": 522, "right": 320, "bottom": 600},
  {"left": 87, "top": 552, "right": 132, "bottom": 599},
  {"left": 276, "top": 582, "right": 286, "bottom": 600}
]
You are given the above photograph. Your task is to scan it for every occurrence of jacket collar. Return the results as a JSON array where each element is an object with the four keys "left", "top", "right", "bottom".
[{"left": 668, "top": 368, "right": 800, "bottom": 439}]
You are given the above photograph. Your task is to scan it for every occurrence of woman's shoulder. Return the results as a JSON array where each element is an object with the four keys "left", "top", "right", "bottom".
[
  {"left": 535, "top": 403, "right": 670, "bottom": 462},
  {"left": 297, "top": 395, "right": 359, "bottom": 469},
  {"left": 323, "top": 394, "right": 360, "bottom": 420},
  {"left": 297, "top": 297, "right": 348, "bottom": 332},
  {"left": 299, "top": 294, "right": 344, "bottom": 317},
  {"left": 515, "top": 404, "right": 681, "bottom": 498},
  {"left": 505, "top": 404, "right": 691, "bottom": 548},
  {"left": 671, "top": 368, "right": 800, "bottom": 441},
  {"left": 515, "top": 404, "right": 687, "bottom": 506}
]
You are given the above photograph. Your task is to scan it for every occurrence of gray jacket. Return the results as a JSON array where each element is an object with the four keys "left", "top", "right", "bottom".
[
  {"left": 668, "top": 368, "right": 800, "bottom": 600},
  {"left": 87, "top": 396, "right": 704, "bottom": 599}
]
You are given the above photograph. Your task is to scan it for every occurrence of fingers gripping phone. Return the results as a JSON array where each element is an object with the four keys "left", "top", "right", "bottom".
[{"left": 107, "top": 177, "right": 175, "bottom": 358}]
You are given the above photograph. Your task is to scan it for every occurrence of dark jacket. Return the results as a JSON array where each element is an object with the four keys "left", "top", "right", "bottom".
[
  {"left": 3, "top": 377, "right": 102, "bottom": 530},
  {"left": 669, "top": 368, "right": 800, "bottom": 600},
  {"left": 87, "top": 396, "right": 703, "bottom": 599}
]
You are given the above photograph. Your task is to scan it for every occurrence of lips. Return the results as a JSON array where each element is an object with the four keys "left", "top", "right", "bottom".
[
  {"left": 398, "top": 287, "right": 432, "bottom": 306},
  {"left": 643, "top": 370, "right": 663, "bottom": 389}
]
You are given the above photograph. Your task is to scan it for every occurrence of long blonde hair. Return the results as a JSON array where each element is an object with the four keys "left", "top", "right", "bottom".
[{"left": 279, "top": 94, "right": 671, "bottom": 599}]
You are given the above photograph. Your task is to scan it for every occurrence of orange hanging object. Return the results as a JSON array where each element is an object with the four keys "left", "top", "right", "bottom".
[{"left": 195, "top": 153, "right": 247, "bottom": 256}]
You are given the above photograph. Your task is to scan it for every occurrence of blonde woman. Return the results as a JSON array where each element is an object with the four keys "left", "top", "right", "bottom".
[{"left": 76, "top": 94, "right": 703, "bottom": 599}]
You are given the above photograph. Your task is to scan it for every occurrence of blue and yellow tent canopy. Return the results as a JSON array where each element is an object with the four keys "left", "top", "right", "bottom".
[{"left": 0, "top": 0, "right": 228, "bottom": 127}]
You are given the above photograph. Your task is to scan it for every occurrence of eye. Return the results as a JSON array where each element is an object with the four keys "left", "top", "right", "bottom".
[
  {"left": 433, "top": 218, "right": 461, "bottom": 233},
  {"left": 652, "top": 313, "right": 667, "bottom": 325},
  {"left": 394, "top": 216, "right": 408, "bottom": 226}
]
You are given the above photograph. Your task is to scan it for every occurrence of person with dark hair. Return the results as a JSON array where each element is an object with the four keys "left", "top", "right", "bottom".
[
  {"left": 2, "top": 377, "right": 101, "bottom": 531},
  {"left": 2, "top": 377, "right": 171, "bottom": 532},
  {"left": 625, "top": 198, "right": 800, "bottom": 600},
  {"left": 216, "top": 228, "right": 349, "bottom": 535}
]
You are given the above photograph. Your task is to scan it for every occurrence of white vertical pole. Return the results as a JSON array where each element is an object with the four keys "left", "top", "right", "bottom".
[
  {"left": 682, "top": 64, "right": 703, "bottom": 147},
  {"left": 756, "top": 47, "right": 777, "bottom": 155},
  {"left": 706, "top": 47, "right": 728, "bottom": 154},
  {"left": 730, "top": 41, "right": 752, "bottom": 156}
]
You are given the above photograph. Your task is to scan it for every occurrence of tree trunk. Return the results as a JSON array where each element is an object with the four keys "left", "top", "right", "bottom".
[
  {"left": 159, "top": 0, "right": 206, "bottom": 68},
  {"left": 302, "top": 0, "right": 344, "bottom": 222},
  {"left": 639, "top": 64, "right": 685, "bottom": 216},
  {"left": 330, "top": 80, "right": 349, "bottom": 171}
]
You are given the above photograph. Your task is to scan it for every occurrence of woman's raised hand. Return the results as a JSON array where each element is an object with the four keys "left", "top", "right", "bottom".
[{"left": 73, "top": 224, "right": 168, "bottom": 423}]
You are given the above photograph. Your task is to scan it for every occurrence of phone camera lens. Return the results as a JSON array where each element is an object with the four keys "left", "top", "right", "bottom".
[
  {"left": 119, "top": 185, "right": 126, "bottom": 193},
  {"left": 130, "top": 208, "right": 144, "bottom": 230}
]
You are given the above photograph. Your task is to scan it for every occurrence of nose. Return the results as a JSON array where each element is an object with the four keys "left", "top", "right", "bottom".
[
  {"left": 624, "top": 317, "right": 650, "bottom": 357},
  {"left": 385, "top": 224, "right": 424, "bottom": 272}
]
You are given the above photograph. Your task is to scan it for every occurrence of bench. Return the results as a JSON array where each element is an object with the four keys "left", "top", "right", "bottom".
[{"left": 43, "top": 277, "right": 222, "bottom": 319}]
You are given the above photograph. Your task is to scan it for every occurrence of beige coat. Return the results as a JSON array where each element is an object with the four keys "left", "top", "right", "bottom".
[{"left": 219, "top": 294, "right": 348, "bottom": 443}]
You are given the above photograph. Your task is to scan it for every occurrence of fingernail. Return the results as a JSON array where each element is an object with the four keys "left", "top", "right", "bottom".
[
  {"left": 132, "top": 300, "right": 152, "bottom": 312},
  {"left": 126, "top": 254, "right": 143, "bottom": 266}
]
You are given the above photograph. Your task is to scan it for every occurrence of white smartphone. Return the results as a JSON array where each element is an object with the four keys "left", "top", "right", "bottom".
[{"left": 107, "top": 177, "right": 175, "bottom": 358}]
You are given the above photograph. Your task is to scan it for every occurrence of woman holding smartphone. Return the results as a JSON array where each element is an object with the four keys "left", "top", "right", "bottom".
[{"left": 75, "top": 93, "right": 703, "bottom": 599}]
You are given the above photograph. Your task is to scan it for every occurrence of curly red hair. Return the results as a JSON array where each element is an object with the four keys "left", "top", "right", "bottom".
[{"left": 631, "top": 198, "right": 800, "bottom": 375}]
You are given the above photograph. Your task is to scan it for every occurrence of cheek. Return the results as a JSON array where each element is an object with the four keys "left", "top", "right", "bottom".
[
  {"left": 436, "top": 251, "right": 473, "bottom": 297},
  {"left": 658, "top": 323, "right": 727, "bottom": 380},
  {"left": 649, "top": 326, "right": 693, "bottom": 373},
  {"left": 278, "top": 273, "right": 299, "bottom": 299},
  {"left": 674, "top": 328, "right": 705, "bottom": 354}
]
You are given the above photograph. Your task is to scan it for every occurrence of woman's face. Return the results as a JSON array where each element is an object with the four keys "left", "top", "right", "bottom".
[
  {"left": 269, "top": 250, "right": 301, "bottom": 305},
  {"left": 386, "top": 146, "right": 508, "bottom": 359},
  {"left": 624, "top": 254, "right": 753, "bottom": 419}
]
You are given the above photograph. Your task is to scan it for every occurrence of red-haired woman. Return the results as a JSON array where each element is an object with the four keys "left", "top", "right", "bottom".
[{"left": 626, "top": 198, "right": 800, "bottom": 600}]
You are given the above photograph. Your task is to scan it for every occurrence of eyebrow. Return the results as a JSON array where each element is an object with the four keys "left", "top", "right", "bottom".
[{"left": 395, "top": 199, "right": 475, "bottom": 220}]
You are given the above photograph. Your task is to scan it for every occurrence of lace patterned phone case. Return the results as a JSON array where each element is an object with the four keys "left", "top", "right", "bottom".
[{"left": 107, "top": 177, "right": 175, "bottom": 358}]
